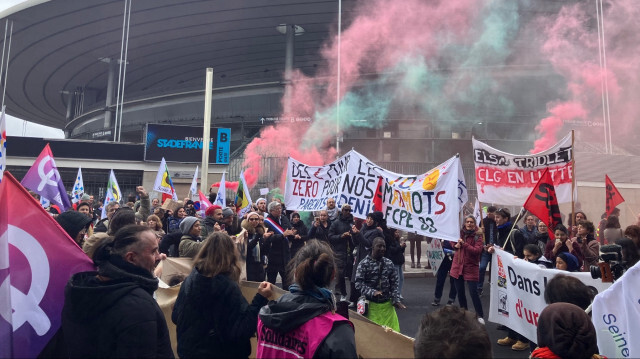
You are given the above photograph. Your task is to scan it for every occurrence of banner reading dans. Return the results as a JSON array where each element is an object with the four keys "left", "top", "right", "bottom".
[
  {"left": 285, "top": 150, "right": 467, "bottom": 242},
  {"left": 473, "top": 133, "right": 574, "bottom": 205},
  {"left": 488, "top": 248, "right": 610, "bottom": 343}
]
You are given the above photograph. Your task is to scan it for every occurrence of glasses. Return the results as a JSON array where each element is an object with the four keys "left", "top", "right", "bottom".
[
  {"left": 343, "top": 208, "right": 352, "bottom": 212},
  {"left": 249, "top": 218, "right": 260, "bottom": 221}
]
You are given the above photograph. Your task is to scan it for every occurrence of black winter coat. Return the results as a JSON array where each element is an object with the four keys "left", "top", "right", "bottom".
[
  {"left": 264, "top": 214, "right": 293, "bottom": 266},
  {"left": 172, "top": 269, "right": 268, "bottom": 358},
  {"left": 308, "top": 220, "right": 331, "bottom": 243},
  {"left": 62, "top": 257, "right": 174, "bottom": 358},
  {"left": 290, "top": 220, "right": 309, "bottom": 257},
  {"left": 328, "top": 214, "right": 355, "bottom": 267},
  {"left": 351, "top": 224, "right": 383, "bottom": 281}
]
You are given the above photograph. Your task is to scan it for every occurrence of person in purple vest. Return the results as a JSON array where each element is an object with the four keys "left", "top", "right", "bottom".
[{"left": 257, "top": 239, "right": 357, "bottom": 358}]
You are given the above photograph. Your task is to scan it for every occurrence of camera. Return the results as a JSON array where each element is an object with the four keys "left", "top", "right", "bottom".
[{"left": 590, "top": 244, "right": 627, "bottom": 282}]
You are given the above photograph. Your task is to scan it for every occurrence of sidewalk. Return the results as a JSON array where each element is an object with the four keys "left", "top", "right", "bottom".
[{"left": 403, "top": 240, "right": 434, "bottom": 278}]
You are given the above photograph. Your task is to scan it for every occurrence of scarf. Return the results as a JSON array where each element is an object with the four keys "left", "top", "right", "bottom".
[
  {"left": 98, "top": 255, "right": 159, "bottom": 295},
  {"left": 288, "top": 283, "right": 337, "bottom": 312}
]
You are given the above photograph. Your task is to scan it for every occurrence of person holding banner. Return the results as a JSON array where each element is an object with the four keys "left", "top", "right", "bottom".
[
  {"left": 491, "top": 208, "right": 525, "bottom": 259},
  {"left": 450, "top": 215, "right": 485, "bottom": 323},
  {"left": 257, "top": 240, "right": 356, "bottom": 358}
]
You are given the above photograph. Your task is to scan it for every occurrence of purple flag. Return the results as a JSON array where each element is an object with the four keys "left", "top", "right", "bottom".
[
  {"left": 1, "top": 172, "right": 94, "bottom": 358},
  {"left": 20, "top": 144, "right": 71, "bottom": 212}
]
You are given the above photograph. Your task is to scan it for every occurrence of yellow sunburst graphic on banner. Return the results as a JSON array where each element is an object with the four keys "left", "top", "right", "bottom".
[
  {"left": 421, "top": 169, "right": 440, "bottom": 190},
  {"left": 161, "top": 171, "right": 171, "bottom": 188}
]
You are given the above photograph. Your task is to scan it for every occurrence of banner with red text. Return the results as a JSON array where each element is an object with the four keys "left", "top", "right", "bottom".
[
  {"left": 285, "top": 150, "right": 467, "bottom": 242},
  {"left": 488, "top": 247, "right": 610, "bottom": 342},
  {"left": 473, "top": 133, "right": 573, "bottom": 205}
]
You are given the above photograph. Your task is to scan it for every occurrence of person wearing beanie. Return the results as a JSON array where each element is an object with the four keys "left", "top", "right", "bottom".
[
  {"left": 555, "top": 252, "right": 580, "bottom": 272},
  {"left": 256, "top": 198, "right": 267, "bottom": 218},
  {"left": 220, "top": 207, "right": 239, "bottom": 236},
  {"left": 178, "top": 217, "right": 203, "bottom": 258},
  {"left": 201, "top": 205, "right": 223, "bottom": 238},
  {"left": 56, "top": 211, "right": 93, "bottom": 246},
  {"left": 532, "top": 302, "right": 602, "bottom": 359}
]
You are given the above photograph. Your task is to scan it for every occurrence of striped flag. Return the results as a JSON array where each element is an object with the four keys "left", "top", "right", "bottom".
[
  {"left": 152, "top": 157, "right": 178, "bottom": 202},
  {"left": 101, "top": 170, "right": 122, "bottom": 219},
  {"left": 235, "top": 171, "right": 252, "bottom": 217},
  {"left": 71, "top": 167, "right": 84, "bottom": 203}
]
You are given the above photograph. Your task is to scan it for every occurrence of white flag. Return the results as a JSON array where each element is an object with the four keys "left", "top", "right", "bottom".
[
  {"left": 0, "top": 106, "right": 6, "bottom": 183},
  {"left": 592, "top": 262, "right": 640, "bottom": 359},
  {"left": 473, "top": 198, "right": 483, "bottom": 226},
  {"left": 152, "top": 158, "right": 177, "bottom": 200},
  {"left": 214, "top": 172, "right": 226, "bottom": 207},
  {"left": 189, "top": 165, "right": 199, "bottom": 197},
  {"left": 101, "top": 169, "right": 122, "bottom": 219},
  {"left": 40, "top": 196, "right": 50, "bottom": 209},
  {"left": 71, "top": 167, "right": 84, "bottom": 203}
]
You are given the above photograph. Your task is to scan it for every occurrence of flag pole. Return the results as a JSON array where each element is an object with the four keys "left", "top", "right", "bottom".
[
  {"left": 201, "top": 68, "right": 213, "bottom": 193},
  {"left": 571, "top": 130, "right": 576, "bottom": 231},
  {"left": 503, "top": 208, "right": 524, "bottom": 254}
]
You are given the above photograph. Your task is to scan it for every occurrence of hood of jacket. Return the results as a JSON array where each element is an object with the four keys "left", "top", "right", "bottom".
[
  {"left": 64, "top": 256, "right": 158, "bottom": 321},
  {"left": 258, "top": 291, "right": 331, "bottom": 333}
]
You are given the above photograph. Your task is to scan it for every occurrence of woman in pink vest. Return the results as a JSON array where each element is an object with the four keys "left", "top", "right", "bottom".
[{"left": 257, "top": 239, "right": 357, "bottom": 358}]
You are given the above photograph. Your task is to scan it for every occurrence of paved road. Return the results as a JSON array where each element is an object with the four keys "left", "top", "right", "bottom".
[{"left": 393, "top": 275, "right": 530, "bottom": 359}]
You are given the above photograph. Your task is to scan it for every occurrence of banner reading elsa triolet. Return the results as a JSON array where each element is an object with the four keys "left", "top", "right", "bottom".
[
  {"left": 473, "top": 133, "right": 574, "bottom": 205},
  {"left": 284, "top": 150, "right": 467, "bottom": 242}
]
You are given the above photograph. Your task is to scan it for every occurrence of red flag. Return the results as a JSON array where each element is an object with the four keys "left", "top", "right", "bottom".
[
  {"left": 373, "top": 176, "right": 384, "bottom": 212},
  {"left": 605, "top": 175, "right": 624, "bottom": 216},
  {"left": 0, "top": 172, "right": 94, "bottom": 358},
  {"left": 523, "top": 168, "right": 562, "bottom": 237}
]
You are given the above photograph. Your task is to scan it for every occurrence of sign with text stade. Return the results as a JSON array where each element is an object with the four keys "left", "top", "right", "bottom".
[
  {"left": 285, "top": 150, "right": 468, "bottom": 242},
  {"left": 473, "top": 133, "right": 573, "bottom": 205},
  {"left": 144, "top": 123, "right": 230, "bottom": 163},
  {"left": 488, "top": 248, "right": 610, "bottom": 343}
]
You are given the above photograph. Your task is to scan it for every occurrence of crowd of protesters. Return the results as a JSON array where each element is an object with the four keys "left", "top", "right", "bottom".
[{"left": 37, "top": 184, "right": 640, "bottom": 359}]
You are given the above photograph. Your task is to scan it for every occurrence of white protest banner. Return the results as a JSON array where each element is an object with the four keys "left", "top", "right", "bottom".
[
  {"left": 284, "top": 153, "right": 350, "bottom": 213},
  {"left": 488, "top": 247, "right": 610, "bottom": 343},
  {"left": 285, "top": 150, "right": 465, "bottom": 242},
  {"left": 591, "top": 261, "right": 640, "bottom": 359},
  {"left": 426, "top": 239, "right": 444, "bottom": 275},
  {"left": 473, "top": 133, "right": 574, "bottom": 205}
]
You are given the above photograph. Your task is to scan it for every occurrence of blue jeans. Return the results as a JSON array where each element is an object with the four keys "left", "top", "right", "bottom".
[
  {"left": 478, "top": 251, "right": 492, "bottom": 290},
  {"left": 395, "top": 264, "right": 404, "bottom": 296},
  {"left": 434, "top": 255, "right": 457, "bottom": 302}
]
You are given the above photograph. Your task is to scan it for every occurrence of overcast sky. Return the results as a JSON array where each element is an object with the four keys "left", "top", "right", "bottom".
[
  {"left": 2, "top": 1, "right": 64, "bottom": 138},
  {"left": 5, "top": 113, "right": 65, "bottom": 138}
]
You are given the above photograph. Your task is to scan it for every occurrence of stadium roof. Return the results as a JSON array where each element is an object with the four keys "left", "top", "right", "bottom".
[{"left": 0, "top": 0, "right": 348, "bottom": 131}]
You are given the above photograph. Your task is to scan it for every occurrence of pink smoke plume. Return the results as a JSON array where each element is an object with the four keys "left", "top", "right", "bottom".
[
  {"left": 242, "top": 0, "right": 480, "bottom": 187},
  {"left": 533, "top": 0, "right": 639, "bottom": 152},
  {"left": 210, "top": 181, "right": 239, "bottom": 192}
]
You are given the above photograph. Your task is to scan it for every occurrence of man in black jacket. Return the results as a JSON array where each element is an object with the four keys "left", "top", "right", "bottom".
[
  {"left": 328, "top": 204, "right": 355, "bottom": 301},
  {"left": 62, "top": 224, "right": 173, "bottom": 358},
  {"left": 264, "top": 201, "right": 294, "bottom": 289}
]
